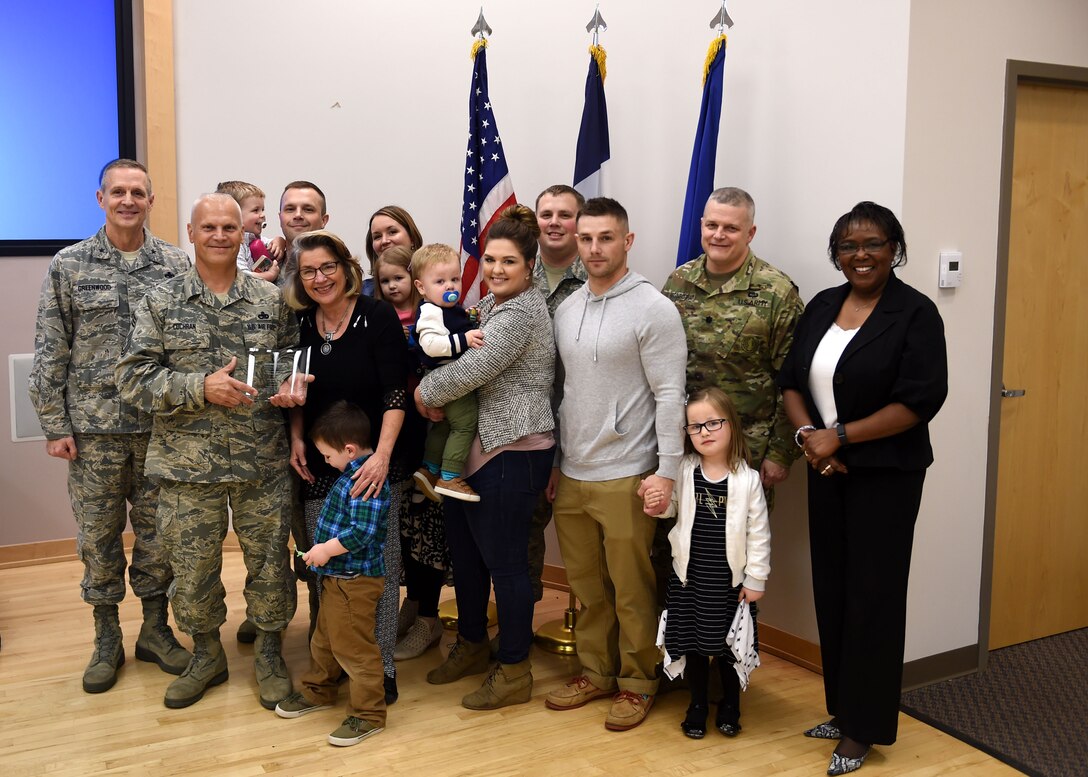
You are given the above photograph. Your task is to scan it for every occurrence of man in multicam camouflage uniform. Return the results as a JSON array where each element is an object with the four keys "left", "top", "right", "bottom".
[
  {"left": 662, "top": 186, "right": 804, "bottom": 493},
  {"left": 527, "top": 184, "right": 588, "bottom": 602},
  {"left": 29, "top": 158, "right": 192, "bottom": 695},
  {"left": 116, "top": 193, "right": 299, "bottom": 710}
]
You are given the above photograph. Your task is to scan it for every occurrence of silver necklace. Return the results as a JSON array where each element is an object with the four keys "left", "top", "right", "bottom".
[{"left": 319, "top": 304, "right": 350, "bottom": 355}]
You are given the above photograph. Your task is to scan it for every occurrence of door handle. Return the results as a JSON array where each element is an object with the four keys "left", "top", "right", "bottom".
[{"left": 1001, "top": 385, "right": 1026, "bottom": 398}]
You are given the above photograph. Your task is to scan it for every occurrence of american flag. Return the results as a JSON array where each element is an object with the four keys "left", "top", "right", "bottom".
[{"left": 459, "top": 44, "right": 517, "bottom": 306}]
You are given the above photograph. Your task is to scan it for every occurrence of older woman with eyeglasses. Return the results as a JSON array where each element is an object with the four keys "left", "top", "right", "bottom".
[
  {"left": 777, "top": 202, "right": 947, "bottom": 775},
  {"left": 278, "top": 229, "right": 413, "bottom": 705}
]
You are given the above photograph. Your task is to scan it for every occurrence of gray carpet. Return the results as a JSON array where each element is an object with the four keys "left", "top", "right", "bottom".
[{"left": 900, "top": 628, "right": 1088, "bottom": 777}]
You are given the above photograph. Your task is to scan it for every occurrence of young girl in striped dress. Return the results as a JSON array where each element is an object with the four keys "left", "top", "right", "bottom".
[{"left": 643, "top": 387, "right": 771, "bottom": 739}]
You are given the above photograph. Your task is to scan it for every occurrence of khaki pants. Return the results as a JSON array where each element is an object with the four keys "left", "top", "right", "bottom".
[
  {"left": 553, "top": 473, "right": 660, "bottom": 696},
  {"left": 302, "top": 575, "right": 387, "bottom": 726}
]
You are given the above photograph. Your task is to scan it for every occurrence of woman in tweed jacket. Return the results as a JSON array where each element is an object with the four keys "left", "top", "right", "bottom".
[{"left": 415, "top": 205, "right": 555, "bottom": 710}]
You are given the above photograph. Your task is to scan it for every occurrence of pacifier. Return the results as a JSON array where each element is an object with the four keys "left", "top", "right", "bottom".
[{"left": 442, "top": 290, "right": 461, "bottom": 304}]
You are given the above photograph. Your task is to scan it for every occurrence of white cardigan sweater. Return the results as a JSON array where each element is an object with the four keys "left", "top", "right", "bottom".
[{"left": 662, "top": 454, "right": 771, "bottom": 591}]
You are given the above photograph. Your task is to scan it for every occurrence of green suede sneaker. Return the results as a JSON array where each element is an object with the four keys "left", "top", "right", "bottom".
[
  {"left": 275, "top": 691, "right": 332, "bottom": 719},
  {"left": 328, "top": 716, "right": 384, "bottom": 747}
]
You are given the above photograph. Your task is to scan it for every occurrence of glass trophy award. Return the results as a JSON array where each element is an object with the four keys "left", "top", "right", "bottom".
[{"left": 244, "top": 346, "right": 310, "bottom": 401}]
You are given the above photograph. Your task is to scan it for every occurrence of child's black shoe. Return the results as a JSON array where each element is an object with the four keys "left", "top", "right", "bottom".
[{"left": 681, "top": 703, "right": 708, "bottom": 739}]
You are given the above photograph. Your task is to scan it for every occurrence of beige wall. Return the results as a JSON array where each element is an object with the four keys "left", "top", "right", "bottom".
[
  {"left": 900, "top": 0, "right": 1088, "bottom": 660},
  {"left": 0, "top": 257, "right": 75, "bottom": 544}
]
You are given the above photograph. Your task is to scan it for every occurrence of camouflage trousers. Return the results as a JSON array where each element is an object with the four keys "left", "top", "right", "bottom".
[
  {"left": 157, "top": 475, "right": 296, "bottom": 635},
  {"left": 68, "top": 432, "right": 170, "bottom": 605}
]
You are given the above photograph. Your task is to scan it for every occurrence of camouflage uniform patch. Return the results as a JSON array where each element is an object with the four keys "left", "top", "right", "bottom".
[
  {"left": 157, "top": 475, "right": 295, "bottom": 634},
  {"left": 69, "top": 432, "right": 169, "bottom": 604},
  {"left": 29, "top": 226, "right": 190, "bottom": 605},
  {"left": 115, "top": 267, "right": 299, "bottom": 483},
  {"left": 29, "top": 226, "right": 190, "bottom": 437},
  {"left": 662, "top": 251, "right": 804, "bottom": 471},
  {"left": 532, "top": 254, "right": 588, "bottom": 317},
  {"left": 116, "top": 267, "right": 300, "bottom": 634}
]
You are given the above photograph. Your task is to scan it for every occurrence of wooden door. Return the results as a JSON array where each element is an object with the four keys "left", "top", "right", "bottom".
[{"left": 991, "top": 82, "right": 1088, "bottom": 649}]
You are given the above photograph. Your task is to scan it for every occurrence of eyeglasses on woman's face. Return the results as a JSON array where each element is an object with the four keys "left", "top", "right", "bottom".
[
  {"left": 299, "top": 261, "right": 340, "bottom": 281},
  {"left": 836, "top": 239, "right": 890, "bottom": 257},
  {"left": 683, "top": 418, "right": 729, "bottom": 435}
]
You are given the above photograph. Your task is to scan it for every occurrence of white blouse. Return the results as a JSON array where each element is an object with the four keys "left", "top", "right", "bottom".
[{"left": 808, "top": 323, "right": 859, "bottom": 427}]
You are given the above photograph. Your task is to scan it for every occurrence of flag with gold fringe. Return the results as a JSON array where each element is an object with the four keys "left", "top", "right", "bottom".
[
  {"left": 573, "top": 44, "right": 610, "bottom": 199},
  {"left": 676, "top": 33, "right": 727, "bottom": 266},
  {"left": 459, "top": 38, "right": 517, "bottom": 306}
]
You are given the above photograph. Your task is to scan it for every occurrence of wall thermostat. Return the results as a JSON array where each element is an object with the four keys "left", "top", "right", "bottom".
[{"left": 939, "top": 251, "right": 963, "bottom": 288}]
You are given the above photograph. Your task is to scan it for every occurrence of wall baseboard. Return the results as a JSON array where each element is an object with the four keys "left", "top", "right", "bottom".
[
  {"left": 758, "top": 623, "right": 823, "bottom": 674},
  {"left": 902, "top": 643, "right": 980, "bottom": 690},
  {"left": 541, "top": 563, "right": 569, "bottom": 593},
  {"left": 0, "top": 531, "right": 241, "bottom": 569},
  {"left": 544, "top": 562, "right": 822, "bottom": 674},
  {"left": 8, "top": 536, "right": 964, "bottom": 688}
]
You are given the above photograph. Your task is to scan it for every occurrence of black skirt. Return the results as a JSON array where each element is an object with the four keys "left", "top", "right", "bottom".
[{"left": 663, "top": 467, "right": 757, "bottom": 657}]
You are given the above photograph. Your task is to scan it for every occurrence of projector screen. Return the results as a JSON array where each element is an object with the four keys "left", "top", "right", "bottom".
[{"left": 0, "top": 0, "right": 136, "bottom": 256}]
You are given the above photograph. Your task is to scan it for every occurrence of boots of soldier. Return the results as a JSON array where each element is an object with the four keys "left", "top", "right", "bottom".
[
  {"left": 307, "top": 580, "right": 321, "bottom": 642},
  {"left": 83, "top": 604, "right": 125, "bottom": 693},
  {"left": 236, "top": 619, "right": 257, "bottom": 644},
  {"left": 135, "top": 595, "right": 192, "bottom": 675},
  {"left": 164, "top": 629, "right": 228, "bottom": 709},
  {"left": 461, "top": 659, "right": 533, "bottom": 710},
  {"left": 254, "top": 628, "right": 292, "bottom": 710}
]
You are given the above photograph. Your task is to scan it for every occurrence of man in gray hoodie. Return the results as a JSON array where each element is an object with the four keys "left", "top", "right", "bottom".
[{"left": 545, "top": 197, "right": 687, "bottom": 731}]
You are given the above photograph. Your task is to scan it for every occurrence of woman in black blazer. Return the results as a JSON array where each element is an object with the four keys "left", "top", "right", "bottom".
[{"left": 778, "top": 202, "right": 947, "bottom": 775}]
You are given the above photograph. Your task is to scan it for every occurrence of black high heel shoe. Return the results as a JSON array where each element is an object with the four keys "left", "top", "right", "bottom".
[
  {"left": 804, "top": 720, "right": 842, "bottom": 739},
  {"left": 680, "top": 703, "right": 708, "bottom": 739},
  {"left": 827, "top": 739, "right": 870, "bottom": 775}
]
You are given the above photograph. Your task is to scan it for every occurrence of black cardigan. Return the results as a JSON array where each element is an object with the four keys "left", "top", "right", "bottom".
[{"left": 777, "top": 273, "right": 947, "bottom": 471}]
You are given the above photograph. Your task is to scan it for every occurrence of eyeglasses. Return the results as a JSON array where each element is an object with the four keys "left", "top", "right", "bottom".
[
  {"left": 683, "top": 418, "right": 729, "bottom": 435},
  {"left": 836, "top": 239, "right": 890, "bottom": 256},
  {"left": 299, "top": 261, "right": 340, "bottom": 281}
]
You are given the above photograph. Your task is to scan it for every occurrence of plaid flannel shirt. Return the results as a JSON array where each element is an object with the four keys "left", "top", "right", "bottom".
[{"left": 310, "top": 456, "right": 389, "bottom": 578}]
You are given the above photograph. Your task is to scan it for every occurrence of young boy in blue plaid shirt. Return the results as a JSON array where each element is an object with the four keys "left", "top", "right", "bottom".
[{"left": 275, "top": 400, "right": 391, "bottom": 747}]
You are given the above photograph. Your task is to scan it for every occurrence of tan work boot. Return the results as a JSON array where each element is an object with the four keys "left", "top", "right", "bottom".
[
  {"left": 461, "top": 659, "right": 533, "bottom": 710},
  {"left": 135, "top": 595, "right": 191, "bottom": 675},
  {"left": 164, "top": 629, "right": 228, "bottom": 709},
  {"left": 254, "top": 628, "right": 292, "bottom": 709},
  {"left": 425, "top": 635, "right": 490, "bottom": 684},
  {"left": 236, "top": 619, "right": 257, "bottom": 644},
  {"left": 83, "top": 604, "right": 125, "bottom": 693}
]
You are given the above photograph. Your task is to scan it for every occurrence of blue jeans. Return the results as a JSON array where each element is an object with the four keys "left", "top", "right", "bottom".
[{"left": 442, "top": 447, "right": 554, "bottom": 663}]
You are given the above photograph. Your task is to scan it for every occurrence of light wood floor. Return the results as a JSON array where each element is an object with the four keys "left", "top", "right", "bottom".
[{"left": 0, "top": 553, "right": 1013, "bottom": 777}]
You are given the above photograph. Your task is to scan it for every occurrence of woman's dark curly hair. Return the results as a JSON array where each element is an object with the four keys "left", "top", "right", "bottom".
[{"left": 827, "top": 201, "right": 907, "bottom": 270}]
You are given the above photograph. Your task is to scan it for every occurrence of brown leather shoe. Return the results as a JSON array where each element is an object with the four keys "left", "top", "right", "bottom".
[
  {"left": 544, "top": 675, "right": 613, "bottom": 710},
  {"left": 435, "top": 476, "right": 481, "bottom": 502},
  {"left": 605, "top": 690, "right": 654, "bottom": 731}
]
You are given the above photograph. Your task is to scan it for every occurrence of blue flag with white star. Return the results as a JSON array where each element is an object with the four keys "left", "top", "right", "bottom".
[
  {"left": 573, "top": 46, "right": 610, "bottom": 199},
  {"left": 459, "top": 43, "right": 517, "bottom": 306},
  {"left": 676, "top": 36, "right": 727, "bottom": 266}
]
